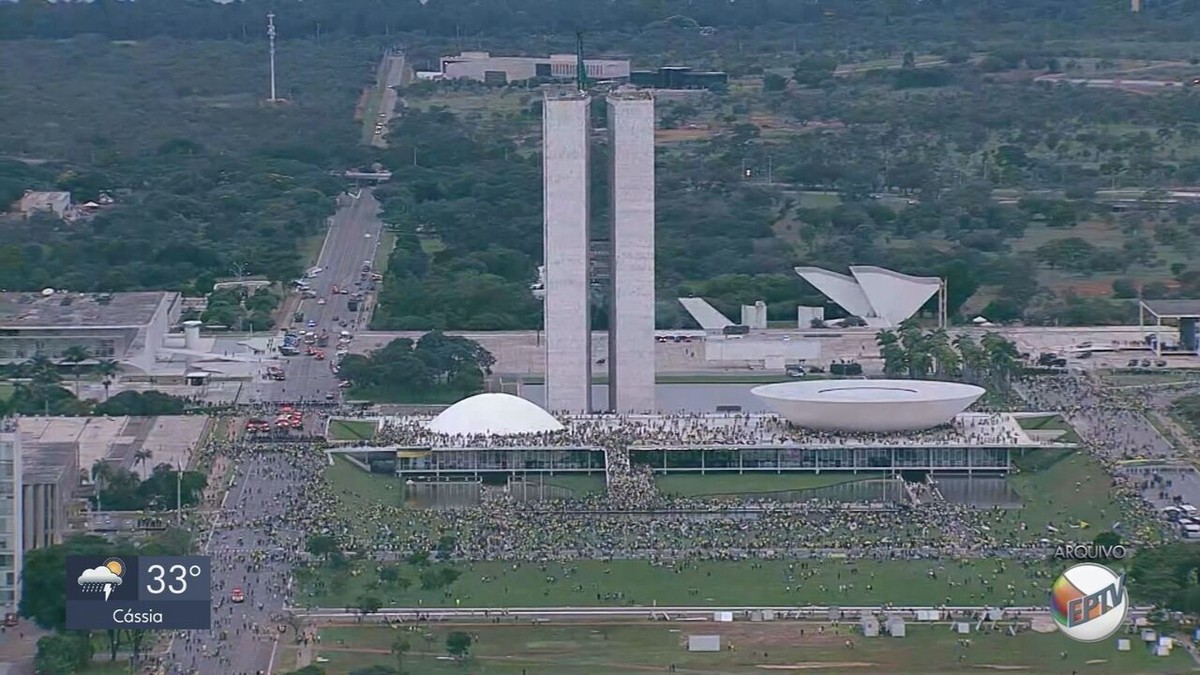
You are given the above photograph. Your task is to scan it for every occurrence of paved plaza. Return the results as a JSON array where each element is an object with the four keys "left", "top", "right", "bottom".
[{"left": 349, "top": 325, "right": 1200, "bottom": 376}]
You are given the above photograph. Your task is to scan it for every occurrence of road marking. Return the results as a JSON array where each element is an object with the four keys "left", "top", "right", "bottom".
[{"left": 267, "top": 637, "right": 280, "bottom": 675}]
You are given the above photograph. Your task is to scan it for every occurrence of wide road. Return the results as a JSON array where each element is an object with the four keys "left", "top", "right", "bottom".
[
  {"left": 165, "top": 453, "right": 303, "bottom": 674},
  {"left": 249, "top": 188, "right": 387, "bottom": 404}
]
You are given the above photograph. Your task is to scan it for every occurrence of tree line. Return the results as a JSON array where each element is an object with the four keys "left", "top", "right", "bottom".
[{"left": 337, "top": 332, "right": 496, "bottom": 403}]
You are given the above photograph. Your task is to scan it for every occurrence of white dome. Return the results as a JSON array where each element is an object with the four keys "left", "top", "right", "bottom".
[
  {"left": 426, "top": 393, "right": 564, "bottom": 436},
  {"left": 751, "top": 379, "right": 985, "bottom": 432}
]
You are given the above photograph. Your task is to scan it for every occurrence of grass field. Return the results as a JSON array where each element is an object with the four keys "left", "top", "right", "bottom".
[
  {"left": 296, "top": 556, "right": 1064, "bottom": 609},
  {"left": 0, "top": 383, "right": 12, "bottom": 401},
  {"left": 1016, "top": 414, "right": 1083, "bottom": 443},
  {"left": 372, "top": 229, "right": 396, "bottom": 275},
  {"left": 327, "top": 418, "right": 379, "bottom": 441},
  {"left": 286, "top": 623, "right": 1191, "bottom": 675},
  {"left": 313, "top": 441, "right": 1133, "bottom": 609},
  {"left": 654, "top": 472, "right": 881, "bottom": 497}
]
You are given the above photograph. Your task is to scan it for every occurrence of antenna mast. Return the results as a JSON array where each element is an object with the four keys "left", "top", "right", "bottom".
[
  {"left": 267, "top": 13, "right": 279, "bottom": 102},
  {"left": 575, "top": 31, "right": 589, "bottom": 92}
]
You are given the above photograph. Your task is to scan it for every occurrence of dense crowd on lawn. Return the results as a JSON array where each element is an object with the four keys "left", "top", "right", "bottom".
[{"left": 248, "top": 375, "right": 1177, "bottom": 567}]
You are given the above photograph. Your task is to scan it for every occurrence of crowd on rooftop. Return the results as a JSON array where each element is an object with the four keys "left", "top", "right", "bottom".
[{"left": 370, "top": 411, "right": 1028, "bottom": 449}]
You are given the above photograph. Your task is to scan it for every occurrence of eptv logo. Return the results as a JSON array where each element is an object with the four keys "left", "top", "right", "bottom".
[{"left": 1049, "top": 563, "right": 1129, "bottom": 642}]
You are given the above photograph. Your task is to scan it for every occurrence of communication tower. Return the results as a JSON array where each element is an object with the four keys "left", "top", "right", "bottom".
[{"left": 267, "top": 13, "right": 281, "bottom": 102}]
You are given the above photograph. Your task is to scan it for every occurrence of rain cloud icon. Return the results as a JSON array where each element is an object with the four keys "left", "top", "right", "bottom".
[{"left": 77, "top": 560, "right": 124, "bottom": 602}]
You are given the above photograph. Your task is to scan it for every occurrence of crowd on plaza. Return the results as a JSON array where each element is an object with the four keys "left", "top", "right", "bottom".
[
  {"left": 255, "top": 375, "right": 1175, "bottom": 567},
  {"left": 166, "top": 370, "right": 1192, "bottom": 673}
]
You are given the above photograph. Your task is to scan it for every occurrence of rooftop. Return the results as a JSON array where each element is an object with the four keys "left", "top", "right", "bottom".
[
  {"left": 372, "top": 412, "right": 1056, "bottom": 450},
  {"left": 0, "top": 291, "right": 172, "bottom": 328},
  {"left": 22, "top": 440, "right": 78, "bottom": 484},
  {"left": 1140, "top": 299, "right": 1200, "bottom": 318}
]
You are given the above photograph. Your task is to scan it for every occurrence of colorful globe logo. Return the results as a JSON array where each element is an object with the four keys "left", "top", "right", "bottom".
[{"left": 1050, "top": 563, "right": 1129, "bottom": 642}]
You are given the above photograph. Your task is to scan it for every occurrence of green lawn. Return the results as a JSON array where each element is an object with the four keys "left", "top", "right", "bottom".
[
  {"left": 1016, "top": 414, "right": 1082, "bottom": 443},
  {"left": 372, "top": 229, "right": 396, "bottom": 276},
  {"left": 296, "top": 557, "right": 1063, "bottom": 609},
  {"left": 295, "top": 623, "right": 1191, "bottom": 675},
  {"left": 654, "top": 472, "right": 881, "bottom": 497},
  {"left": 327, "top": 456, "right": 405, "bottom": 507},
  {"left": 539, "top": 474, "right": 607, "bottom": 496},
  {"left": 327, "top": 418, "right": 379, "bottom": 441},
  {"left": 0, "top": 383, "right": 12, "bottom": 401}
]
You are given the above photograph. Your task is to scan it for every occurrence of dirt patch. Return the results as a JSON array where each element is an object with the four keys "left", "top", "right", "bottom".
[
  {"left": 1057, "top": 278, "right": 1115, "bottom": 297},
  {"left": 692, "top": 622, "right": 850, "bottom": 650},
  {"left": 354, "top": 87, "right": 370, "bottom": 121},
  {"left": 656, "top": 128, "right": 714, "bottom": 144},
  {"left": 757, "top": 663, "right": 876, "bottom": 670}
]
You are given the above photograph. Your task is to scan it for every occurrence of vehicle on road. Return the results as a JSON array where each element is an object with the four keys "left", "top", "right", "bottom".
[
  {"left": 231, "top": 587, "right": 245, "bottom": 603},
  {"left": 307, "top": 320, "right": 317, "bottom": 328},
  {"left": 317, "top": 298, "right": 326, "bottom": 305}
]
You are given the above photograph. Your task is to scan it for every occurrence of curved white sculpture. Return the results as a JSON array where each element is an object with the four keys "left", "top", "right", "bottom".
[
  {"left": 427, "top": 393, "right": 565, "bottom": 436},
  {"left": 751, "top": 379, "right": 985, "bottom": 432},
  {"left": 795, "top": 265, "right": 941, "bottom": 328}
]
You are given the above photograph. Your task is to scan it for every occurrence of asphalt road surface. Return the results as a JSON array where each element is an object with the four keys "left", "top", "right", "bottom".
[
  {"left": 249, "top": 188, "right": 387, "bottom": 404},
  {"left": 165, "top": 454, "right": 303, "bottom": 675}
]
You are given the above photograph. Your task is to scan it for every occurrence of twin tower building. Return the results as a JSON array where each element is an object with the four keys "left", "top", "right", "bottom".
[{"left": 542, "top": 89, "right": 656, "bottom": 414}]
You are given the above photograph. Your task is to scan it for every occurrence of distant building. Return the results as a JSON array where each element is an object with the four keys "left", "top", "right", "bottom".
[
  {"left": 0, "top": 291, "right": 181, "bottom": 372},
  {"left": 438, "top": 51, "right": 630, "bottom": 84},
  {"left": 16, "top": 191, "right": 72, "bottom": 219},
  {"left": 21, "top": 440, "right": 76, "bottom": 551},
  {"left": 0, "top": 420, "right": 22, "bottom": 616},
  {"left": 629, "top": 66, "right": 728, "bottom": 91}
]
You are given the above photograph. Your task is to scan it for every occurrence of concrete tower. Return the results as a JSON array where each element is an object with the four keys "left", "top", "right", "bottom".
[
  {"left": 542, "top": 91, "right": 593, "bottom": 413},
  {"left": 606, "top": 91, "right": 656, "bottom": 413}
]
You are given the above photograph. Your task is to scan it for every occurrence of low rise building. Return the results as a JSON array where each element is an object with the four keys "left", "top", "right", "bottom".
[
  {"left": 438, "top": 51, "right": 630, "bottom": 84},
  {"left": 22, "top": 440, "right": 77, "bottom": 551},
  {"left": 0, "top": 291, "right": 181, "bottom": 372},
  {"left": 629, "top": 66, "right": 728, "bottom": 91},
  {"left": 16, "top": 190, "right": 72, "bottom": 219}
]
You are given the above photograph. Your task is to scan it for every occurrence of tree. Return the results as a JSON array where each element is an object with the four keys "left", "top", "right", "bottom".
[
  {"left": 306, "top": 534, "right": 339, "bottom": 562},
  {"left": 61, "top": 345, "right": 91, "bottom": 397},
  {"left": 355, "top": 594, "right": 383, "bottom": 623},
  {"left": 445, "top": 631, "right": 472, "bottom": 661},
  {"left": 391, "top": 637, "right": 411, "bottom": 674},
  {"left": 876, "top": 330, "right": 907, "bottom": 377},
  {"left": 96, "top": 359, "right": 120, "bottom": 401},
  {"left": 133, "top": 448, "right": 153, "bottom": 475},
  {"left": 35, "top": 632, "right": 93, "bottom": 674},
  {"left": 762, "top": 73, "right": 788, "bottom": 92},
  {"left": 21, "top": 535, "right": 119, "bottom": 630}
]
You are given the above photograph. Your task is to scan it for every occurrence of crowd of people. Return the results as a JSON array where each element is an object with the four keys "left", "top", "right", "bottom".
[
  {"left": 251, "top": 374, "right": 1180, "bottom": 567},
  {"left": 370, "top": 411, "right": 1030, "bottom": 450},
  {"left": 163, "top": 370, "right": 1195, "bottom": 672}
]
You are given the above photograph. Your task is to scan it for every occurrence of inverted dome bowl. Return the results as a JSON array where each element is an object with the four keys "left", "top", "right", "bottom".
[{"left": 750, "top": 379, "right": 985, "bottom": 432}]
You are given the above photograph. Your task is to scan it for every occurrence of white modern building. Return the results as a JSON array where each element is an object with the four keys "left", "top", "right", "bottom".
[
  {"left": 426, "top": 393, "right": 565, "bottom": 436},
  {"left": 542, "top": 89, "right": 660, "bottom": 413},
  {"left": 0, "top": 420, "right": 22, "bottom": 617},
  {"left": 542, "top": 90, "right": 594, "bottom": 413},
  {"left": 0, "top": 291, "right": 181, "bottom": 372},
  {"left": 439, "top": 51, "right": 630, "bottom": 84},
  {"left": 751, "top": 380, "right": 985, "bottom": 432},
  {"left": 795, "top": 266, "right": 945, "bottom": 328},
  {"left": 607, "top": 91, "right": 657, "bottom": 413}
]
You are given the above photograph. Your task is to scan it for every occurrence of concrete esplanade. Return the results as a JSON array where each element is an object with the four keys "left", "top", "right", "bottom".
[{"left": 751, "top": 379, "right": 986, "bottom": 433}]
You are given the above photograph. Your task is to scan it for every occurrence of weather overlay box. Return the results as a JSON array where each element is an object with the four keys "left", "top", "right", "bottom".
[{"left": 65, "top": 555, "right": 212, "bottom": 630}]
